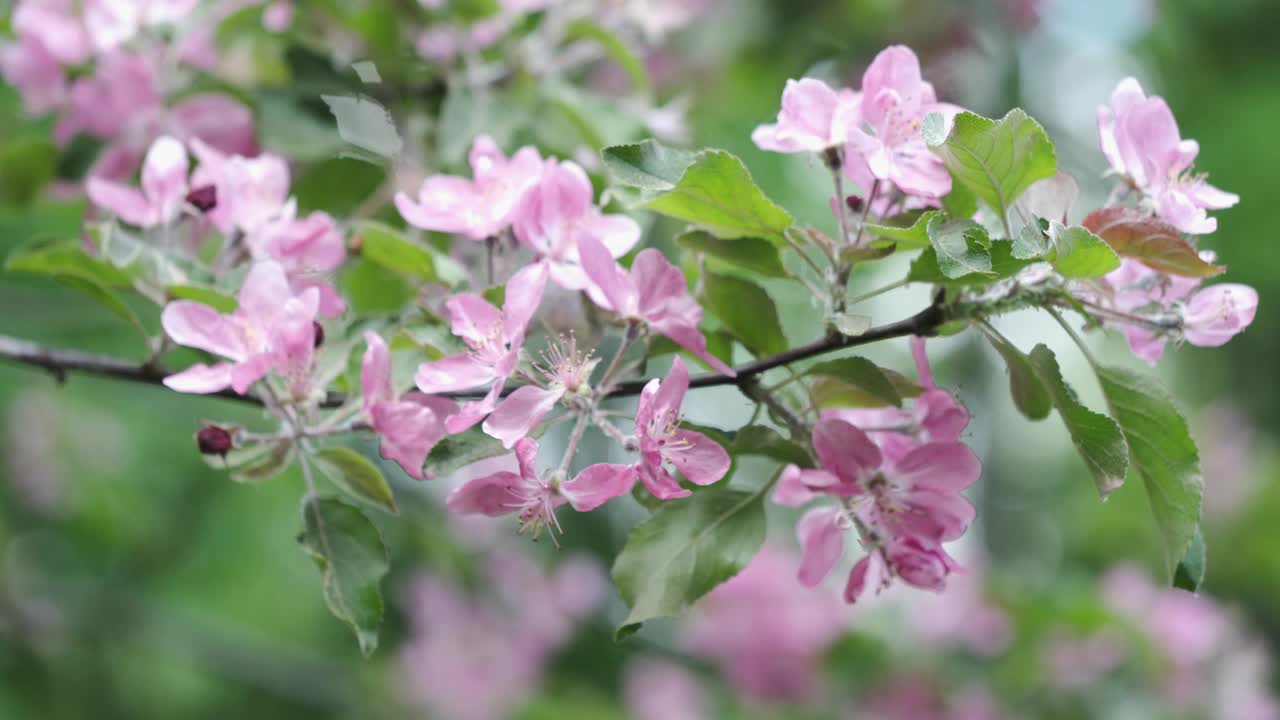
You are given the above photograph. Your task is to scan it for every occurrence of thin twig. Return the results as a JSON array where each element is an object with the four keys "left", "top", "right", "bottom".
[{"left": 0, "top": 300, "right": 948, "bottom": 409}]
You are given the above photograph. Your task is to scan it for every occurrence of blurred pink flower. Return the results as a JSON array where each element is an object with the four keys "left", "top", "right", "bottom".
[
  {"left": 396, "top": 135, "right": 544, "bottom": 241},
  {"left": 1098, "top": 77, "right": 1238, "bottom": 234},
  {"left": 686, "top": 545, "right": 845, "bottom": 701},
  {"left": 86, "top": 135, "right": 189, "bottom": 228},
  {"left": 190, "top": 139, "right": 292, "bottom": 235},
  {"left": 624, "top": 658, "right": 710, "bottom": 720},
  {"left": 361, "top": 332, "right": 456, "bottom": 480},
  {"left": 752, "top": 77, "right": 860, "bottom": 154},
  {"left": 632, "top": 357, "right": 731, "bottom": 500},
  {"left": 1181, "top": 283, "right": 1258, "bottom": 347},
  {"left": 249, "top": 205, "right": 348, "bottom": 317}
]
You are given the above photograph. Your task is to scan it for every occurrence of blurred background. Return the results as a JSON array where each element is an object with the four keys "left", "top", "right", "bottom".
[{"left": 2, "top": 0, "right": 1279, "bottom": 717}]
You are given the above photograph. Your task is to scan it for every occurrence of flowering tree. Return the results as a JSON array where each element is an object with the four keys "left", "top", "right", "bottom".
[{"left": 0, "top": 1, "right": 1258, "bottom": 658}]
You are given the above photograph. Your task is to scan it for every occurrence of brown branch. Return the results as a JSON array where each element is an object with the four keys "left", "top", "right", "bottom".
[{"left": 0, "top": 301, "right": 947, "bottom": 409}]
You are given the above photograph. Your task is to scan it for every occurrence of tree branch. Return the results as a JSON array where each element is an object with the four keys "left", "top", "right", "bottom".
[{"left": 0, "top": 300, "right": 947, "bottom": 409}]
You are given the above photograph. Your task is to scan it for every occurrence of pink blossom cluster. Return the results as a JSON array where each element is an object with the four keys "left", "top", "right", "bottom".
[
  {"left": 774, "top": 338, "right": 980, "bottom": 602},
  {"left": 399, "top": 549, "right": 605, "bottom": 720},
  {"left": 0, "top": 0, "right": 257, "bottom": 181},
  {"left": 752, "top": 45, "right": 962, "bottom": 203},
  {"left": 684, "top": 545, "right": 845, "bottom": 701}
]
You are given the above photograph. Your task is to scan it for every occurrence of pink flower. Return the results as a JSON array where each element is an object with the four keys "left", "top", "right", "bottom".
[
  {"left": 1098, "top": 78, "right": 1238, "bottom": 234},
  {"left": 631, "top": 357, "right": 731, "bottom": 500},
  {"left": 190, "top": 139, "right": 291, "bottom": 235},
  {"left": 167, "top": 95, "right": 258, "bottom": 159},
  {"left": 361, "top": 332, "right": 456, "bottom": 480},
  {"left": 445, "top": 437, "right": 636, "bottom": 538},
  {"left": 11, "top": 1, "right": 91, "bottom": 66},
  {"left": 1092, "top": 259, "right": 1256, "bottom": 364},
  {"left": 481, "top": 334, "right": 598, "bottom": 449},
  {"left": 0, "top": 36, "right": 68, "bottom": 114},
  {"left": 685, "top": 546, "right": 844, "bottom": 701},
  {"left": 1180, "top": 283, "right": 1258, "bottom": 348},
  {"left": 844, "top": 45, "right": 959, "bottom": 197},
  {"left": 86, "top": 135, "right": 189, "bottom": 228},
  {"left": 578, "top": 233, "right": 735, "bottom": 376},
  {"left": 776, "top": 416, "right": 980, "bottom": 602},
  {"left": 752, "top": 77, "right": 860, "bottom": 154},
  {"left": 55, "top": 51, "right": 161, "bottom": 144},
  {"left": 415, "top": 263, "right": 549, "bottom": 433},
  {"left": 249, "top": 204, "right": 348, "bottom": 317},
  {"left": 395, "top": 135, "right": 543, "bottom": 241},
  {"left": 161, "top": 261, "right": 319, "bottom": 396},
  {"left": 624, "top": 659, "right": 710, "bottom": 720},
  {"left": 513, "top": 159, "right": 641, "bottom": 289}
]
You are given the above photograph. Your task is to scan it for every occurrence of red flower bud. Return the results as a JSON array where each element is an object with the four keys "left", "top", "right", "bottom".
[
  {"left": 186, "top": 185, "right": 218, "bottom": 213},
  {"left": 845, "top": 195, "right": 864, "bottom": 214},
  {"left": 196, "top": 425, "right": 233, "bottom": 457},
  {"left": 312, "top": 321, "right": 325, "bottom": 348}
]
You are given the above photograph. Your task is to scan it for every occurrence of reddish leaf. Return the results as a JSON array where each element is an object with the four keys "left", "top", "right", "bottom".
[{"left": 1082, "top": 207, "right": 1225, "bottom": 278}]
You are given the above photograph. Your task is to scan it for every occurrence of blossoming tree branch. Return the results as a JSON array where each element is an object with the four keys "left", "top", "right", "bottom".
[{"left": 0, "top": 13, "right": 1256, "bottom": 656}]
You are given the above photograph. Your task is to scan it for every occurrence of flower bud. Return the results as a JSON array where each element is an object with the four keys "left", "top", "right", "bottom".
[
  {"left": 186, "top": 185, "right": 218, "bottom": 213},
  {"left": 196, "top": 425, "right": 233, "bottom": 457},
  {"left": 845, "top": 194, "right": 864, "bottom": 214},
  {"left": 312, "top": 321, "right": 325, "bottom": 348}
]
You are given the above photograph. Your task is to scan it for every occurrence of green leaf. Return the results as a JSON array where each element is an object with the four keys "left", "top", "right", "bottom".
[
  {"left": 56, "top": 276, "right": 149, "bottom": 340},
  {"left": 423, "top": 426, "right": 508, "bottom": 479},
  {"left": 701, "top": 271, "right": 787, "bottom": 356},
  {"left": 1048, "top": 223, "right": 1120, "bottom": 279},
  {"left": 925, "top": 215, "right": 992, "bottom": 279},
  {"left": 979, "top": 326, "right": 1052, "bottom": 420},
  {"left": 256, "top": 94, "right": 345, "bottom": 161},
  {"left": 314, "top": 447, "right": 398, "bottom": 514},
  {"left": 676, "top": 230, "right": 787, "bottom": 278},
  {"left": 682, "top": 422, "right": 813, "bottom": 468},
  {"left": 565, "top": 19, "right": 650, "bottom": 96},
  {"left": 1173, "top": 525, "right": 1206, "bottom": 592},
  {"left": 612, "top": 487, "right": 767, "bottom": 637},
  {"left": 1012, "top": 219, "right": 1050, "bottom": 260},
  {"left": 602, "top": 141, "right": 793, "bottom": 243},
  {"left": 354, "top": 221, "right": 437, "bottom": 281},
  {"left": 1027, "top": 345, "right": 1128, "bottom": 498},
  {"left": 927, "top": 109, "right": 1057, "bottom": 232},
  {"left": 230, "top": 441, "right": 296, "bottom": 483},
  {"left": 864, "top": 210, "right": 938, "bottom": 250},
  {"left": 297, "top": 497, "right": 389, "bottom": 656},
  {"left": 907, "top": 239, "right": 1032, "bottom": 285},
  {"left": 0, "top": 136, "right": 57, "bottom": 205},
  {"left": 805, "top": 356, "right": 902, "bottom": 407},
  {"left": 1081, "top": 207, "right": 1226, "bottom": 278},
  {"left": 166, "top": 284, "right": 238, "bottom": 313},
  {"left": 1095, "top": 364, "right": 1203, "bottom": 574},
  {"left": 5, "top": 239, "right": 133, "bottom": 288}
]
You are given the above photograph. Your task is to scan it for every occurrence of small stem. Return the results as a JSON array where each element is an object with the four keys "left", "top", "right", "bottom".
[
  {"left": 826, "top": 148, "right": 854, "bottom": 249},
  {"left": 592, "top": 415, "right": 631, "bottom": 446},
  {"left": 485, "top": 236, "right": 497, "bottom": 286},
  {"left": 783, "top": 227, "right": 830, "bottom": 277},
  {"left": 845, "top": 278, "right": 908, "bottom": 307},
  {"left": 1046, "top": 306, "right": 1100, "bottom": 369},
  {"left": 831, "top": 179, "right": 880, "bottom": 317},
  {"left": 598, "top": 322, "right": 639, "bottom": 394},
  {"left": 737, "top": 376, "right": 809, "bottom": 441},
  {"left": 558, "top": 413, "right": 591, "bottom": 473}
]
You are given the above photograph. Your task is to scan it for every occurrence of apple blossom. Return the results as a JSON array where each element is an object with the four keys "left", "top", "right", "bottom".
[
  {"left": 360, "top": 332, "right": 456, "bottom": 480},
  {"left": 86, "top": 135, "right": 190, "bottom": 228},
  {"left": 249, "top": 204, "right": 348, "bottom": 317},
  {"left": 395, "top": 135, "right": 544, "bottom": 241},
  {"left": 631, "top": 357, "right": 731, "bottom": 500},
  {"left": 415, "top": 263, "right": 549, "bottom": 433},
  {"left": 481, "top": 333, "right": 599, "bottom": 449},
  {"left": 578, "top": 233, "right": 736, "bottom": 376},
  {"left": 160, "top": 261, "right": 319, "bottom": 396},
  {"left": 445, "top": 437, "right": 636, "bottom": 538},
  {"left": 513, "top": 159, "right": 641, "bottom": 289},
  {"left": 752, "top": 77, "right": 860, "bottom": 154},
  {"left": 1098, "top": 77, "right": 1238, "bottom": 234}
]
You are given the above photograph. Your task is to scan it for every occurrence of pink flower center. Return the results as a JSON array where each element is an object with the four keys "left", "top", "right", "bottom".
[
  {"left": 536, "top": 333, "right": 596, "bottom": 392},
  {"left": 507, "top": 474, "right": 563, "bottom": 543},
  {"left": 464, "top": 321, "right": 511, "bottom": 367}
]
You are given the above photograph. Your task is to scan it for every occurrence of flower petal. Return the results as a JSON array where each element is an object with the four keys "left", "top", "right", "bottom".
[
  {"left": 140, "top": 135, "right": 189, "bottom": 224},
  {"left": 162, "top": 362, "right": 233, "bottom": 393},
  {"left": 415, "top": 353, "right": 498, "bottom": 394},
  {"left": 482, "top": 385, "right": 564, "bottom": 449},
  {"left": 891, "top": 441, "right": 981, "bottom": 494},
  {"left": 797, "top": 506, "right": 846, "bottom": 587},
  {"left": 371, "top": 400, "right": 448, "bottom": 480},
  {"left": 812, "top": 417, "right": 882, "bottom": 487},
  {"left": 562, "top": 463, "right": 637, "bottom": 512},
  {"left": 445, "top": 471, "right": 523, "bottom": 516},
  {"left": 360, "top": 331, "right": 394, "bottom": 409},
  {"left": 161, "top": 300, "right": 246, "bottom": 359},
  {"left": 663, "top": 428, "right": 730, "bottom": 486}
]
